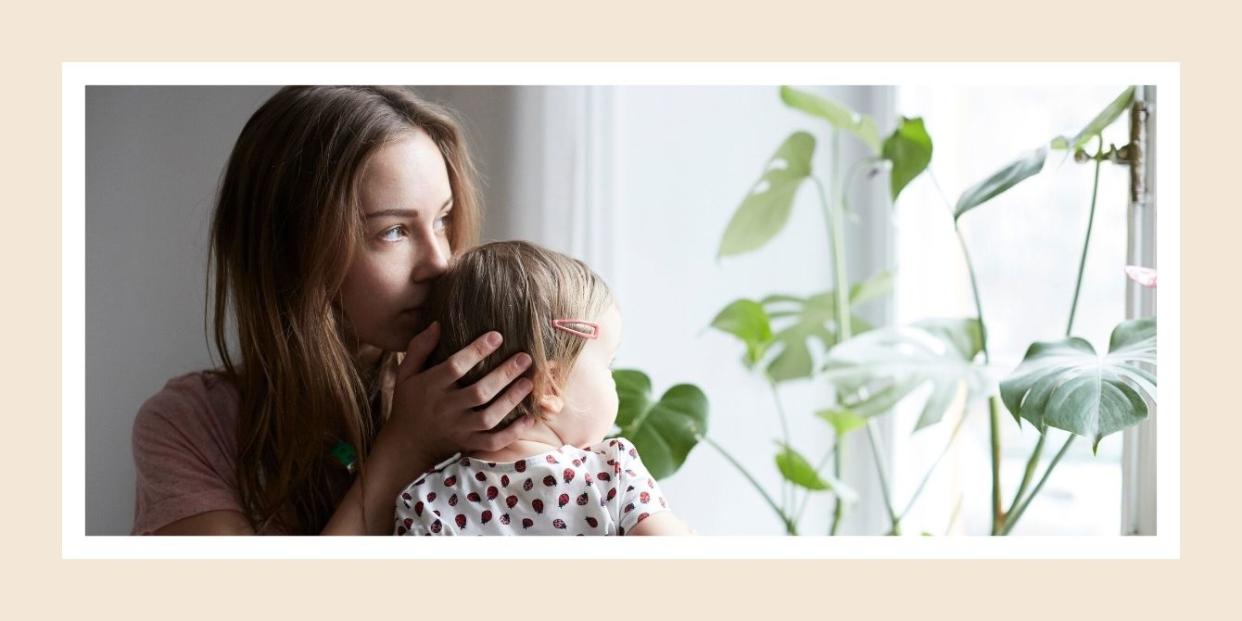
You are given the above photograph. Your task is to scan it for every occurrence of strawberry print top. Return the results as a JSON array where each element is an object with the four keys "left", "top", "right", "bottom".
[{"left": 393, "top": 437, "right": 669, "bottom": 536}]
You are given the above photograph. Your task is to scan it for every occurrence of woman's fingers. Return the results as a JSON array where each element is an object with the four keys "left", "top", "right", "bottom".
[
  {"left": 451, "top": 352, "right": 533, "bottom": 409},
  {"left": 428, "top": 331, "right": 504, "bottom": 387},
  {"left": 469, "top": 375, "right": 535, "bottom": 431},
  {"left": 397, "top": 321, "right": 441, "bottom": 383},
  {"left": 469, "top": 410, "right": 537, "bottom": 452}
]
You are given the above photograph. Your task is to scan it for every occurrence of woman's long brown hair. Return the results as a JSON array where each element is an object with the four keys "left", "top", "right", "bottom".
[{"left": 208, "top": 86, "right": 481, "bottom": 534}]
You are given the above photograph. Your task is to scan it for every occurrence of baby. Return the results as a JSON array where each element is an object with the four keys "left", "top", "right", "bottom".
[{"left": 394, "top": 241, "right": 691, "bottom": 536}]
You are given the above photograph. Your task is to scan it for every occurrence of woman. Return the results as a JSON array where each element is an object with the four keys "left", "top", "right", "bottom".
[{"left": 131, "top": 86, "right": 535, "bottom": 535}]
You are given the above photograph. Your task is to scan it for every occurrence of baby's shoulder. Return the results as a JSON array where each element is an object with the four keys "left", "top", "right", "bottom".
[
  {"left": 584, "top": 437, "right": 639, "bottom": 459},
  {"left": 580, "top": 437, "right": 646, "bottom": 473}
]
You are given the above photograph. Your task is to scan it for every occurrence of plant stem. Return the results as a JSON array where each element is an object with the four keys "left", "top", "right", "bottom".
[
  {"left": 864, "top": 420, "right": 900, "bottom": 535},
  {"left": 897, "top": 405, "right": 971, "bottom": 522},
  {"left": 1002, "top": 137, "right": 1105, "bottom": 535},
  {"left": 1001, "top": 435, "right": 1075, "bottom": 535},
  {"left": 701, "top": 435, "right": 797, "bottom": 535},
  {"left": 953, "top": 220, "right": 1005, "bottom": 534},
  {"left": 951, "top": 227, "right": 990, "bottom": 362},
  {"left": 1006, "top": 430, "right": 1046, "bottom": 523},
  {"left": 830, "top": 438, "right": 844, "bottom": 535},
  {"left": 816, "top": 130, "right": 855, "bottom": 536},
  {"left": 932, "top": 169, "right": 1005, "bottom": 535},
  {"left": 768, "top": 378, "right": 793, "bottom": 515},
  {"left": 794, "top": 444, "right": 838, "bottom": 524},
  {"left": 830, "top": 152, "right": 852, "bottom": 344},
  {"left": 1066, "top": 136, "right": 1105, "bottom": 336}
]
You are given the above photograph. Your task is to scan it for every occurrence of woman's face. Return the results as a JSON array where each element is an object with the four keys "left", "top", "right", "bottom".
[{"left": 340, "top": 130, "right": 455, "bottom": 353}]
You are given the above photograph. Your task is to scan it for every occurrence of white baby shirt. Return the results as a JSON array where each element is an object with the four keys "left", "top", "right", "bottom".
[{"left": 394, "top": 437, "right": 669, "bottom": 536}]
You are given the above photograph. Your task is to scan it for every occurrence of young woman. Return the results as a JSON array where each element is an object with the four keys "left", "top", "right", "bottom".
[{"left": 131, "top": 86, "right": 535, "bottom": 535}]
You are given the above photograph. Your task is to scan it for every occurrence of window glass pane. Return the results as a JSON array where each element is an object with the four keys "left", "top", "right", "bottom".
[{"left": 891, "top": 85, "right": 1134, "bottom": 535}]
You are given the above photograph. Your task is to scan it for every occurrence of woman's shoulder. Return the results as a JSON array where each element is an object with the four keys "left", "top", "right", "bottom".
[
  {"left": 132, "top": 369, "right": 241, "bottom": 451},
  {"left": 131, "top": 370, "right": 248, "bottom": 535}
]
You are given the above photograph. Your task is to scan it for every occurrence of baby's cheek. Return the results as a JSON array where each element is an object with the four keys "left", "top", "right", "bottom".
[{"left": 606, "top": 388, "right": 620, "bottom": 423}]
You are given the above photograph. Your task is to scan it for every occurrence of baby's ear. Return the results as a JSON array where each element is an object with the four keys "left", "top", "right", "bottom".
[
  {"left": 534, "top": 361, "right": 565, "bottom": 415},
  {"left": 536, "top": 393, "right": 564, "bottom": 415}
]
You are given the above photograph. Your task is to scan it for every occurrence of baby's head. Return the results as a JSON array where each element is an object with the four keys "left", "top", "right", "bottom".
[{"left": 419, "top": 240, "right": 621, "bottom": 448}]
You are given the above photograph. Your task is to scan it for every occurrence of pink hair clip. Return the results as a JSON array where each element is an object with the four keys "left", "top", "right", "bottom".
[{"left": 552, "top": 319, "right": 600, "bottom": 340}]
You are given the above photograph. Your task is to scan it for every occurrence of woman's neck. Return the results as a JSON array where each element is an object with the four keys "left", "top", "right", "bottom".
[{"left": 354, "top": 343, "right": 385, "bottom": 370}]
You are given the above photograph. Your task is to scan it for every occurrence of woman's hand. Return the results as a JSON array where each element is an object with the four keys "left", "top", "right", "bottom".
[
  {"left": 323, "top": 321, "right": 535, "bottom": 535},
  {"left": 385, "top": 321, "right": 536, "bottom": 465}
]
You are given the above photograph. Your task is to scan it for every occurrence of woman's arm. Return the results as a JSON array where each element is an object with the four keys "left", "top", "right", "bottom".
[
  {"left": 150, "top": 438, "right": 435, "bottom": 536},
  {"left": 153, "top": 511, "right": 255, "bottom": 535},
  {"left": 319, "top": 423, "right": 437, "bottom": 536}
]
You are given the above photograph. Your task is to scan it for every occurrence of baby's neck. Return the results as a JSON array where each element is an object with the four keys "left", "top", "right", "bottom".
[{"left": 466, "top": 420, "right": 577, "bottom": 463}]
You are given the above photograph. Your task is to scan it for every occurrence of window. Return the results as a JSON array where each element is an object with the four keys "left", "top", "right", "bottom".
[{"left": 890, "top": 85, "right": 1142, "bottom": 535}]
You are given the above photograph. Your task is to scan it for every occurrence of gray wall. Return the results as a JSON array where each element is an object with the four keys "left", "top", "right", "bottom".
[{"left": 86, "top": 86, "right": 279, "bottom": 534}]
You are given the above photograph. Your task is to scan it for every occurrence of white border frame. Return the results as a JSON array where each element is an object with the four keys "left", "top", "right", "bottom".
[{"left": 63, "top": 62, "right": 1180, "bottom": 559}]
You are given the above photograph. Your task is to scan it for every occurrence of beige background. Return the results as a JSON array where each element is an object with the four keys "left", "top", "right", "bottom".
[{"left": 7, "top": 0, "right": 1235, "bottom": 617}]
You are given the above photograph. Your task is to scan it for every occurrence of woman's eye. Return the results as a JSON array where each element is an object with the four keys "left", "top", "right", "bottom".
[
  {"left": 434, "top": 212, "right": 452, "bottom": 233},
  {"left": 379, "top": 226, "right": 406, "bottom": 242}
]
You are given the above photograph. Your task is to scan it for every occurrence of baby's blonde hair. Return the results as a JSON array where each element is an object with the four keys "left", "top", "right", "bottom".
[{"left": 419, "top": 241, "right": 615, "bottom": 425}]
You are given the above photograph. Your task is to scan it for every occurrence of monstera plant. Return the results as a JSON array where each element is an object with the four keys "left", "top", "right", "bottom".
[
  {"left": 703, "top": 85, "right": 1156, "bottom": 536},
  {"left": 609, "top": 369, "right": 709, "bottom": 480}
]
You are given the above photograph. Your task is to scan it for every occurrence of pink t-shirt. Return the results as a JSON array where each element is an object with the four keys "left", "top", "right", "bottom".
[{"left": 130, "top": 370, "right": 283, "bottom": 534}]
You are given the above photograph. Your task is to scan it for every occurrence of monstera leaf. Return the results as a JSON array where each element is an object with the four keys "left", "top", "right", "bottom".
[
  {"left": 612, "top": 369, "right": 709, "bottom": 479},
  {"left": 818, "top": 319, "right": 989, "bottom": 431},
  {"left": 718, "top": 131, "right": 815, "bottom": 258},
  {"left": 709, "top": 272, "right": 891, "bottom": 383},
  {"left": 779, "top": 85, "right": 882, "bottom": 153},
  {"left": 999, "top": 317, "right": 1156, "bottom": 454},
  {"left": 760, "top": 289, "right": 881, "bottom": 382},
  {"left": 1052, "top": 86, "right": 1136, "bottom": 151},
  {"left": 708, "top": 299, "right": 772, "bottom": 368},
  {"left": 954, "top": 147, "right": 1047, "bottom": 220}
]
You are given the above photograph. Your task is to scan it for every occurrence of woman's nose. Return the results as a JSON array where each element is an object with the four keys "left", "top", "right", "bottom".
[{"left": 411, "top": 237, "right": 451, "bottom": 282}]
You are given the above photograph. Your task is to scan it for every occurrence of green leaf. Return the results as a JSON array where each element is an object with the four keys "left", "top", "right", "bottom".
[
  {"left": 774, "top": 443, "right": 858, "bottom": 502},
  {"left": 882, "top": 117, "right": 933, "bottom": 202},
  {"left": 954, "top": 147, "right": 1047, "bottom": 220},
  {"left": 779, "top": 86, "right": 882, "bottom": 153},
  {"left": 848, "top": 270, "right": 894, "bottom": 307},
  {"left": 1052, "top": 86, "right": 1136, "bottom": 151},
  {"left": 913, "top": 317, "right": 984, "bottom": 362},
  {"left": 766, "top": 321, "right": 833, "bottom": 382},
  {"left": 816, "top": 408, "right": 867, "bottom": 436},
  {"left": 775, "top": 443, "right": 828, "bottom": 490},
  {"left": 613, "top": 369, "right": 653, "bottom": 428},
  {"left": 709, "top": 299, "right": 773, "bottom": 367},
  {"left": 999, "top": 318, "right": 1156, "bottom": 454},
  {"left": 820, "top": 319, "right": 992, "bottom": 431},
  {"left": 718, "top": 132, "right": 815, "bottom": 258},
  {"left": 613, "top": 369, "right": 710, "bottom": 479},
  {"left": 756, "top": 289, "right": 876, "bottom": 383}
]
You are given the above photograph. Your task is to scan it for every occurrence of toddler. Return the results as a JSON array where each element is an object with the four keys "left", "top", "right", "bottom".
[{"left": 393, "top": 241, "right": 690, "bottom": 536}]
